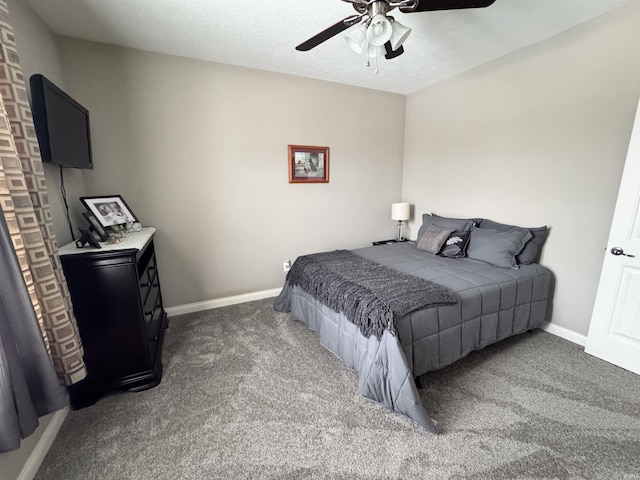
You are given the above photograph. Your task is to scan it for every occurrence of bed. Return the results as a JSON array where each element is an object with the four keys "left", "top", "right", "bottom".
[{"left": 273, "top": 214, "right": 552, "bottom": 432}]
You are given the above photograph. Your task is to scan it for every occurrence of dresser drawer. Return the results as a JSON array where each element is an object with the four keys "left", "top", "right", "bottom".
[
  {"left": 145, "top": 290, "right": 164, "bottom": 359},
  {"left": 143, "top": 282, "right": 160, "bottom": 323},
  {"left": 138, "top": 254, "right": 158, "bottom": 302}
]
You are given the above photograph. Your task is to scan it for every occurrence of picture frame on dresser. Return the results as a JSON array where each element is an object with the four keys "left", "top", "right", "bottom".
[
  {"left": 82, "top": 211, "right": 109, "bottom": 241},
  {"left": 81, "top": 194, "right": 138, "bottom": 228},
  {"left": 75, "top": 227, "right": 102, "bottom": 249}
]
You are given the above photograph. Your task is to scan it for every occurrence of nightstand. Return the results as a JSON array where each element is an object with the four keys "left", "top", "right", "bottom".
[{"left": 372, "top": 239, "right": 409, "bottom": 246}]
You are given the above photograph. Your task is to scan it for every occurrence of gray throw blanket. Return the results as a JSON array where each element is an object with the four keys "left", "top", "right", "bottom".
[{"left": 285, "top": 250, "right": 458, "bottom": 339}]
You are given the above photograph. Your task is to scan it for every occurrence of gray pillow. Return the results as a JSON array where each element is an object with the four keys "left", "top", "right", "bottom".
[
  {"left": 417, "top": 224, "right": 454, "bottom": 254},
  {"left": 416, "top": 214, "right": 474, "bottom": 242},
  {"left": 467, "top": 226, "right": 533, "bottom": 268},
  {"left": 479, "top": 218, "right": 549, "bottom": 264},
  {"left": 432, "top": 213, "right": 482, "bottom": 229}
]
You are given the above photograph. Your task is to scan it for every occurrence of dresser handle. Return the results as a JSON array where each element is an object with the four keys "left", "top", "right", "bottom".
[{"left": 140, "top": 281, "right": 151, "bottom": 288}]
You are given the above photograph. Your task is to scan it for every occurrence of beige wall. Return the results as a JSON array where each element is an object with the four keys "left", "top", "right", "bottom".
[
  {"left": 403, "top": 2, "right": 640, "bottom": 336},
  {"left": 57, "top": 38, "right": 406, "bottom": 307}
]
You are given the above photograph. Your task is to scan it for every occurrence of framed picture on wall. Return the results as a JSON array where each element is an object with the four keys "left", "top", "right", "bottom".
[
  {"left": 80, "top": 195, "right": 138, "bottom": 228},
  {"left": 288, "top": 145, "right": 330, "bottom": 183}
]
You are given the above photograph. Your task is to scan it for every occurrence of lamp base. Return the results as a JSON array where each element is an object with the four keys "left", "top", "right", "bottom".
[{"left": 395, "top": 221, "right": 406, "bottom": 242}]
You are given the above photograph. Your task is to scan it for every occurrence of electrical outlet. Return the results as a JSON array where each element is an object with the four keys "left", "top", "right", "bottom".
[{"left": 283, "top": 260, "right": 291, "bottom": 272}]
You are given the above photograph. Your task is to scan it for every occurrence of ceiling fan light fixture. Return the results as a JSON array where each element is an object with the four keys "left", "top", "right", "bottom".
[
  {"left": 366, "top": 43, "right": 386, "bottom": 59},
  {"left": 389, "top": 20, "right": 411, "bottom": 51},
  {"left": 345, "top": 22, "right": 368, "bottom": 54},
  {"left": 366, "top": 14, "right": 392, "bottom": 47}
]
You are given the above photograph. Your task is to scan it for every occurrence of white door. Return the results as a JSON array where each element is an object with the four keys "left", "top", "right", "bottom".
[{"left": 585, "top": 98, "right": 640, "bottom": 375}]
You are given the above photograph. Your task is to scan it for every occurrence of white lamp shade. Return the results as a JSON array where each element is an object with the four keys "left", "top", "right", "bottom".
[
  {"left": 345, "top": 23, "right": 368, "bottom": 54},
  {"left": 390, "top": 20, "right": 411, "bottom": 51},
  {"left": 366, "top": 14, "right": 392, "bottom": 46},
  {"left": 391, "top": 202, "right": 410, "bottom": 221}
]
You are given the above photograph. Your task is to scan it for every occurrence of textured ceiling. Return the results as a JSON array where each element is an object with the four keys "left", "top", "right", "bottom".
[{"left": 25, "top": 0, "right": 632, "bottom": 95}]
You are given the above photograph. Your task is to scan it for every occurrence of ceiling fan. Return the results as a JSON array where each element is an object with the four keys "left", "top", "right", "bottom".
[{"left": 296, "top": 0, "right": 496, "bottom": 62}]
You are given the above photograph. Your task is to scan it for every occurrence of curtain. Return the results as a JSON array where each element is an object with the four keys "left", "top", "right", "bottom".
[
  {"left": 0, "top": 0, "right": 87, "bottom": 452},
  {"left": 0, "top": 213, "right": 67, "bottom": 452}
]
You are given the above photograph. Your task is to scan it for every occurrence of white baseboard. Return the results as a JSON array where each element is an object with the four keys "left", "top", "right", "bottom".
[
  {"left": 18, "top": 407, "right": 68, "bottom": 480},
  {"left": 540, "top": 321, "right": 587, "bottom": 347},
  {"left": 165, "top": 287, "right": 282, "bottom": 317}
]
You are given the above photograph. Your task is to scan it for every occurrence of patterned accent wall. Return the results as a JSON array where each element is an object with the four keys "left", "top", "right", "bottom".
[{"left": 0, "top": 0, "right": 86, "bottom": 384}]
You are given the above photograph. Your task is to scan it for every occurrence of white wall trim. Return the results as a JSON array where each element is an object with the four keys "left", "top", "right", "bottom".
[
  {"left": 165, "top": 288, "right": 282, "bottom": 317},
  {"left": 540, "top": 321, "right": 587, "bottom": 347},
  {"left": 18, "top": 407, "right": 68, "bottom": 480}
]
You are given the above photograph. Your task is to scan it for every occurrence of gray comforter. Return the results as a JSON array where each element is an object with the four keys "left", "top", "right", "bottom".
[
  {"left": 285, "top": 249, "right": 458, "bottom": 339},
  {"left": 273, "top": 242, "right": 552, "bottom": 432}
]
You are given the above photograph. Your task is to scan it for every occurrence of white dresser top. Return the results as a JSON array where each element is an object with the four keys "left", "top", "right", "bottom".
[{"left": 59, "top": 227, "right": 156, "bottom": 256}]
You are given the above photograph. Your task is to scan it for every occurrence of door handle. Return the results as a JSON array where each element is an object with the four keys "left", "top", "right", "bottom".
[{"left": 610, "top": 247, "right": 636, "bottom": 258}]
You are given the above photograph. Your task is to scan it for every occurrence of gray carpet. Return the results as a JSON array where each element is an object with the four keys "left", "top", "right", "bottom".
[{"left": 35, "top": 298, "right": 640, "bottom": 479}]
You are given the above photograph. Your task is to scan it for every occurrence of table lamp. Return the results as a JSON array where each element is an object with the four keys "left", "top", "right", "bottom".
[{"left": 391, "top": 202, "right": 410, "bottom": 241}]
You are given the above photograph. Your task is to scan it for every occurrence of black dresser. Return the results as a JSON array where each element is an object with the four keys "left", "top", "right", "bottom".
[{"left": 59, "top": 227, "right": 168, "bottom": 408}]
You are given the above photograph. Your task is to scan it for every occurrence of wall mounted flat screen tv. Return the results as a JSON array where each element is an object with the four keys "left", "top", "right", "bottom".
[{"left": 30, "top": 74, "right": 93, "bottom": 169}]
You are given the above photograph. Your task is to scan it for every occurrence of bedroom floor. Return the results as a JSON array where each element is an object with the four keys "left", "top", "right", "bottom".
[{"left": 35, "top": 298, "right": 640, "bottom": 479}]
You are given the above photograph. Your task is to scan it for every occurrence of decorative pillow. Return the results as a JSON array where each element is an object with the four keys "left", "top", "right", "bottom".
[
  {"left": 438, "top": 231, "right": 471, "bottom": 258},
  {"left": 479, "top": 218, "right": 549, "bottom": 264},
  {"left": 416, "top": 214, "right": 475, "bottom": 243},
  {"left": 467, "top": 226, "right": 533, "bottom": 268},
  {"left": 416, "top": 224, "right": 454, "bottom": 254}
]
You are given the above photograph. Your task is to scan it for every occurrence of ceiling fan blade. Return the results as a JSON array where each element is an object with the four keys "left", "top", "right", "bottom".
[
  {"left": 384, "top": 42, "right": 404, "bottom": 60},
  {"left": 401, "top": 0, "right": 496, "bottom": 13},
  {"left": 296, "top": 15, "right": 363, "bottom": 51}
]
